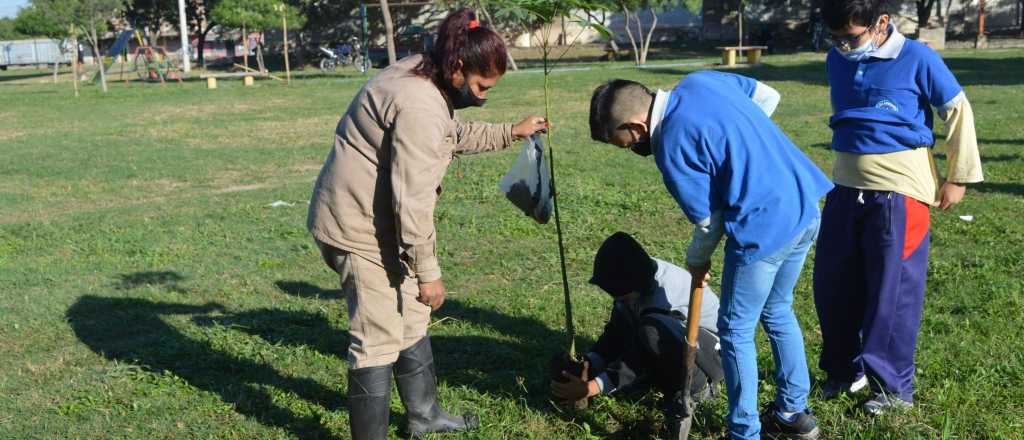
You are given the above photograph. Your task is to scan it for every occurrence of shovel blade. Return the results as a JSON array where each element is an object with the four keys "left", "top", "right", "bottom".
[{"left": 669, "top": 414, "right": 693, "bottom": 440}]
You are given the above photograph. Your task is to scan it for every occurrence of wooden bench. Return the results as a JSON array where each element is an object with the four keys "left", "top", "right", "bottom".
[{"left": 717, "top": 46, "right": 768, "bottom": 67}]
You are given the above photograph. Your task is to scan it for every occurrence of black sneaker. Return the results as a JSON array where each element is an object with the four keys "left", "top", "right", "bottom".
[
  {"left": 760, "top": 403, "right": 821, "bottom": 440},
  {"left": 820, "top": 375, "right": 868, "bottom": 400}
]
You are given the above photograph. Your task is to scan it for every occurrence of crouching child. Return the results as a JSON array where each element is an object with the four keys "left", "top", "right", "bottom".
[{"left": 550, "top": 232, "right": 723, "bottom": 439}]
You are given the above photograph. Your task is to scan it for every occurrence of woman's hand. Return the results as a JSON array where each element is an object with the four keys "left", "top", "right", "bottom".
[
  {"left": 417, "top": 279, "right": 446, "bottom": 311},
  {"left": 512, "top": 116, "right": 550, "bottom": 140}
]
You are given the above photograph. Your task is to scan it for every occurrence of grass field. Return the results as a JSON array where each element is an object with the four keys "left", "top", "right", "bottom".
[{"left": 1, "top": 49, "right": 1022, "bottom": 440}]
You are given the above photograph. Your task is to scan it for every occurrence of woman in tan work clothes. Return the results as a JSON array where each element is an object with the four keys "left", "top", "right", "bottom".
[{"left": 307, "top": 9, "right": 548, "bottom": 440}]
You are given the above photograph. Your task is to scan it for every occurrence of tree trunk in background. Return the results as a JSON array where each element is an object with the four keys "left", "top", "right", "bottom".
[
  {"left": 242, "top": 23, "right": 249, "bottom": 70},
  {"left": 71, "top": 27, "right": 79, "bottom": 97},
  {"left": 256, "top": 35, "right": 266, "bottom": 73},
  {"left": 622, "top": 6, "right": 640, "bottom": 66},
  {"left": 917, "top": 0, "right": 937, "bottom": 31},
  {"left": 640, "top": 8, "right": 657, "bottom": 65},
  {"left": 976, "top": 0, "right": 987, "bottom": 48},
  {"left": 89, "top": 26, "right": 108, "bottom": 93},
  {"left": 380, "top": 0, "right": 397, "bottom": 66},
  {"left": 197, "top": 24, "right": 213, "bottom": 68},
  {"left": 1019, "top": 0, "right": 1023, "bottom": 34},
  {"left": 738, "top": 0, "right": 744, "bottom": 49},
  {"left": 53, "top": 61, "right": 59, "bottom": 83},
  {"left": 633, "top": 8, "right": 645, "bottom": 64},
  {"left": 476, "top": 3, "right": 517, "bottom": 70}
]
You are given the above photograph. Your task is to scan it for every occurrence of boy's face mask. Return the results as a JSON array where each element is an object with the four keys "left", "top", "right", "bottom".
[
  {"left": 629, "top": 139, "right": 653, "bottom": 157},
  {"left": 839, "top": 38, "right": 878, "bottom": 62},
  {"left": 834, "top": 16, "right": 889, "bottom": 62}
]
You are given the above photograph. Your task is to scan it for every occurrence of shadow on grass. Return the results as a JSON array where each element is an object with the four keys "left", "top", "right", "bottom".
[
  {"left": 67, "top": 273, "right": 344, "bottom": 440},
  {"left": 70, "top": 272, "right": 721, "bottom": 438},
  {"left": 275, "top": 280, "right": 342, "bottom": 299},
  {"left": 115, "top": 270, "right": 186, "bottom": 291},
  {"left": 273, "top": 279, "right": 726, "bottom": 438},
  {"left": 971, "top": 182, "right": 1024, "bottom": 196},
  {"left": 979, "top": 139, "right": 1024, "bottom": 147},
  {"left": 935, "top": 152, "right": 1021, "bottom": 162},
  {"left": 0, "top": 70, "right": 57, "bottom": 83}
]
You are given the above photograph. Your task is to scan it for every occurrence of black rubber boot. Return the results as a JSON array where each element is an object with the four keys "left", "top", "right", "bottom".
[
  {"left": 394, "top": 337, "right": 479, "bottom": 438},
  {"left": 348, "top": 364, "right": 393, "bottom": 440}
]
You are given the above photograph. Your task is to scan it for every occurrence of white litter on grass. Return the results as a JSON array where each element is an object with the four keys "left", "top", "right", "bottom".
[
  {"left": 268, "top": 200, "right": 295, "bottom": 208},
  {"left": 959, "top": 215, "right": 974, "bottom": 222}
]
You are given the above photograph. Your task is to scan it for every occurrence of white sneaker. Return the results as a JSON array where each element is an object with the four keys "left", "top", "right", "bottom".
[
  {"left": 820, "top": 375, "right": 868, "bottom": 400},
  {"left": 863, "top": 392, "right": 913, "bottom": 415}
]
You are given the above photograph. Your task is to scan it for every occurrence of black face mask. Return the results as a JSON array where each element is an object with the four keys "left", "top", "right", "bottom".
[
  {"left": 446, "top": 80, "right": 486, "bottom": 109},
  {"left": 629, "top": 139, "right": 653, "bottom": 157}
]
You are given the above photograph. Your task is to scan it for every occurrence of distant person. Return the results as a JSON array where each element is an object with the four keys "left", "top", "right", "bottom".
[
  {"left": 815, "top": 0, "right": 983, "bottom": 414},
  {"left": 306, "top": 8, "right": 548, "bottom": 440},
  {"left": 551, "top": 232, "right": 723, "bottom": 440},
  {"left": 588, "top": 72, "right": 832, "bottom": 439}
]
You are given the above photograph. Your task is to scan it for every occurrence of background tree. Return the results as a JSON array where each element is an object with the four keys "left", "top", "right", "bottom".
[
  {"left": 185, "top": 0, "right": 221, "bottom": 68},
  {"left": 917, "top": 0, "right": 939, "bottom": 30},
  {"left": 211, "top": 0, "right": 305, "bottom": 71},
  {"left": 14, "top": 4, "right": 65, "bottom": 37},
  {"left": 0, "top": 18, "right": 22, "bottom": 40},
  {"left": 124, "top": 0, "right": 177, "bottom": 42},
  {"left": 34, "top": 0, "right": 127, "bottom": 95},
  {"left": 615, "top": 0, "right": 677, "bottom": 66},
  {"left": 13, "top": 4, "right": 69, "bottom": 83}
]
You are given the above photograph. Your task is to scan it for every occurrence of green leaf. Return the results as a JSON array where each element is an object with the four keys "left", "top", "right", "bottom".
[{"left": 571, "top": 18, "right": 612, "bottom": 40}]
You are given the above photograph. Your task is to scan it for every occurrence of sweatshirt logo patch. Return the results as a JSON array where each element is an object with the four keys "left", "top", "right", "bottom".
[{"left": 875, "top": 98, "right": 900, "bottom": 112}]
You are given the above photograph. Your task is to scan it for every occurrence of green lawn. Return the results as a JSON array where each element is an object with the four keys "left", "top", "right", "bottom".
[{"left": 1, "top": 49, "right": 1022, "bottom": 440}]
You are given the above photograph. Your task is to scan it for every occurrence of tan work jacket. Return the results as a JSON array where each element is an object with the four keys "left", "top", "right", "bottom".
[{"left": 308, "top": 55, "right": 516, "bottom": 282}]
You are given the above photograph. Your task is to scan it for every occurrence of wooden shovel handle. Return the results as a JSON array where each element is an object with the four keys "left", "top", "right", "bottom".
[{"left": 686, "top": 279, "right": 705, "bottom": 348}]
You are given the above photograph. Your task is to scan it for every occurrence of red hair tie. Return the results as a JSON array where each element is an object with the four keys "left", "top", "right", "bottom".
[{"left": 468, "top": 19, "right": 480, "bottom": 29}]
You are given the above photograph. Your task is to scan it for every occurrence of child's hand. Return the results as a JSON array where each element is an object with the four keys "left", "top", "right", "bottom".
[
  {"left": 687, "top": 262, "right": 712, "bottom": 287},
  {"left": 938, "top": 182, "right": 966, "bottom": 211},
  {"left": 550, "top": 361, "right": 596, "bottom": 401}
]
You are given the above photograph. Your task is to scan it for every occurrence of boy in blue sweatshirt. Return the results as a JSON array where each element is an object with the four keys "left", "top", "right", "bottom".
[
  {"left": 815, "top": 0, "right": 983, "bottom": 414},
  {"left": 589, "top": 72, "right": 833, "bottom": 439}
]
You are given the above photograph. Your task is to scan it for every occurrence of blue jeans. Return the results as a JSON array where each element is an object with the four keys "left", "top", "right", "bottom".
[{"left": 718, "top": 216, "right": 820, "bottom": 439}]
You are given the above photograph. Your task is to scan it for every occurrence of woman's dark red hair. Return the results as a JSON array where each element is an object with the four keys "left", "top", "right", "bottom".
[{"left": 414, "top": 9, "right": 507, "bottom": 83}]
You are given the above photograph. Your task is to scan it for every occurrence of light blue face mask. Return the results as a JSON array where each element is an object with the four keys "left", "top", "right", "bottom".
[{"left": 840, "top": 39, "right": 878, "bottom": 62}]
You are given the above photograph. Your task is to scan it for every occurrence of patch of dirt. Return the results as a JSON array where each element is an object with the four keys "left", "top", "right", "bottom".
[
  {"left": 213, "top": 183, "right": 274, "bottom": 194},
  {"left": 0, "top": 129, "right": 27, "bottom": 142}
]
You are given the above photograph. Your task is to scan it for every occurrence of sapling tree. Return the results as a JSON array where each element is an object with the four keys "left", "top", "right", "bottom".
[
  {"left": 34, "top": 0, "right": 127, "bottom": 94},
  {"left": 211, "top": 0, "right": 305, "bottom": 72},
  {"left": 491, "top": 0, "right": 611, "bottom": 372}
]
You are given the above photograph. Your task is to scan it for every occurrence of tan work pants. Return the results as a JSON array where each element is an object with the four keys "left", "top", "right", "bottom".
[{"left": 319, "top": 242, "right": 430, "bottom": 369}]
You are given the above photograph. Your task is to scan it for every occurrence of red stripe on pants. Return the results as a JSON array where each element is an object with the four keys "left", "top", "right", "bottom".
[{"left": 902, "top": 198, "right": 930, "bottom": 260}]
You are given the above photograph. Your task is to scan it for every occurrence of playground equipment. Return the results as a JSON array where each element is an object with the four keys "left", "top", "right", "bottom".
[
  {"left": 93, "top": 27, "right": 184, "bottom": 85},
  {"left": 130, "top": 45, "right": 184, "bottom": 84}
]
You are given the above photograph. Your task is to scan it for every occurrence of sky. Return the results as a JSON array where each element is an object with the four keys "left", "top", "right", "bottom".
[{"left": 0, "top": 0, "right": 29, "bottom": 19}]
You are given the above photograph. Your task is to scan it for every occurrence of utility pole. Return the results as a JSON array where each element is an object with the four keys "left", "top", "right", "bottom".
[{"left": 178, "top": 0, "right": 190, "bottom": 72}]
